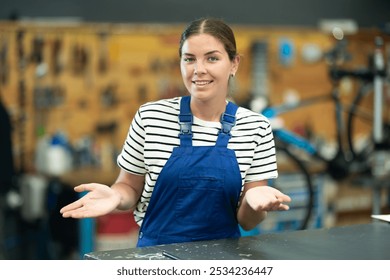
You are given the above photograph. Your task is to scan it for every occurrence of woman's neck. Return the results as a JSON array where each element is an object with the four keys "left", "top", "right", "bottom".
[{"left": 190, "top": 97, "right": 227, "bottom": 122}]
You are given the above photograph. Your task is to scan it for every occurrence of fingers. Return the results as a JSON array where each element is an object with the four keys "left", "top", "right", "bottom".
[
  {"left": 73, "top": 183, "right": 95, "bottom": 193},
  {"left": 275, "top": 203, "right": 289, "bottom": 211},
  {"left": 61, "top": 209, "right": 88, "bottom": 219},
  {"left": 265, "top": 187, "right": 291, "bottom": 211},
  {"left": 60, "top": 184, "right": 94, "bottom": 217},
  {"left": 60, "top": 200, "right": 96, "bottom": 218},
  {"left": 270, "top": 187, "right": 292, "bottom": 203},
  {"left": 280, "top": 193, "right": 292, "bottom": 203},
  {"left": 60, "top": 199, "right": 84, "bottom": 217},
  {"left": 275, "top": 196, "right": 291, "bottom": 211},
  {"left": 269, "top": 200, "right": 289, "bottom": 211}
]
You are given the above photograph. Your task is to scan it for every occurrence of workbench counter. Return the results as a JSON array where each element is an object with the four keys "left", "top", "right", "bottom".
[{"left": 84, "top": 222, "right": 389, "bottom": 260}]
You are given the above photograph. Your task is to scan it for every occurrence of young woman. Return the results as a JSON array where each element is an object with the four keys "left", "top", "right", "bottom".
[{"left": 60, "top": 17, "right": 291, "bottom": 247}]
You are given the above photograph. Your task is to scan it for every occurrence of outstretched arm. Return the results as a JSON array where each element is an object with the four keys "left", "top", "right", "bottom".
[
  {"left": 237, "top": 180, "right": 291, "bottom": 231},
  {"left": 60, "top": 169, "right": 145, "bottom": 219}
]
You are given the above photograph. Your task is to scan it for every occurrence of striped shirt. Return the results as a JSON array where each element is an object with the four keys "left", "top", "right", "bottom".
[{"left": 117, "top": 96, "right": 278, "bottom": 226}]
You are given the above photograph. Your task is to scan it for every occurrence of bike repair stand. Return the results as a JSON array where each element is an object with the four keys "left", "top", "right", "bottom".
[{"left": 371, "top": 36, "right": 390, "bottom": 216}]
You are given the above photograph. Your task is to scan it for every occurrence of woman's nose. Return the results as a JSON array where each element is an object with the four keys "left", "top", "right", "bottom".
[{"left": 194, "top": 61, "right": 206, "bottom": 75}]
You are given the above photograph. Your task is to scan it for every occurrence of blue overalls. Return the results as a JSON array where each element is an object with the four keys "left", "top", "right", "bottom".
[{"left": 137, "top": 96, "right": 242, "bottom": 247}]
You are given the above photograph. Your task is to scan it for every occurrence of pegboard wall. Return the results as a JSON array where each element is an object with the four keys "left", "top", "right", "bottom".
[{"left": 0, "top": 21, "right": 386, "bottom": 173}]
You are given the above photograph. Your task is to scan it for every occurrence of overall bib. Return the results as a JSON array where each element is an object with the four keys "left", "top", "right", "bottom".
[{"left": 137, "top": 96, "right": 242, "bottom": 247}]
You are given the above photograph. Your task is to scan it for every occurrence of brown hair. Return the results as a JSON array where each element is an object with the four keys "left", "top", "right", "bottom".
[{"left": 179, "top": 17, "right": 238, "bottom": 61}]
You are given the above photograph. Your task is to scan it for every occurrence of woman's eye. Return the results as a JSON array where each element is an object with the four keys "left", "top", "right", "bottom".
[
  {"left": 208, "top": 56, "right": 219, "bottom": 62},
  {"left": 183, "top": 57, "right": 195, "bottom": 62}
]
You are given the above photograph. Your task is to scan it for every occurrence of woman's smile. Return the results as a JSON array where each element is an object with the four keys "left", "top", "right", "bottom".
[{"left": 192, "top": 79, "right": 213, "bottom": 87}]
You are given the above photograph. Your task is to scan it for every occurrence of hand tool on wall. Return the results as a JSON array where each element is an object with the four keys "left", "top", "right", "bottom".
[
  {"left": 0, "top": 36, "right": 10, "bottom": 85},
  {"left": 51, "top": 37, "right": 63, "bottom": 76},
  {"left": 71, "top": 43, "right": 89, "bottom": 75},
  {"left": 97, "top": 30, "right": 109, "bottom": 74},
  {"left": 16, "top": 29, "right": 27, "bottom": 173}
]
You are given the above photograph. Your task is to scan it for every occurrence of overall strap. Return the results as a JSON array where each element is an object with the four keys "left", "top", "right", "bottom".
[
  {"left": 216, "top": 101, "right": 238, "bottom": 147},
  {"left": 178, "top": 96, "right": 193, "bottom": 147}
]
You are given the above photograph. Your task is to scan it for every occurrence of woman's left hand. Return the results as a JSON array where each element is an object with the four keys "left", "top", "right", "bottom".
[{"left": 244, "top": 186, "right": 291, "bottom": 212}]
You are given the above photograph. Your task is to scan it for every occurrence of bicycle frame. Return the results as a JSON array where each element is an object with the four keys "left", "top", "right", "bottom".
[
  {"left": 262, "top": 35, "right": 389, "bottom": 178},
  {"left": 260, "top": 35, "right": 389, "bottom": 221},
  {"left": 261, "top": 93, "right": 337, "bottom": 164}
]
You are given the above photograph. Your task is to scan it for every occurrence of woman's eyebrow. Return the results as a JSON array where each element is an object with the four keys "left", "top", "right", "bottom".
[
  {"left": 205, "top": 50, "right": 222, "bottom": 55},
  {"left": 182, "top": 50, "right": 222, "bottom": 56}
]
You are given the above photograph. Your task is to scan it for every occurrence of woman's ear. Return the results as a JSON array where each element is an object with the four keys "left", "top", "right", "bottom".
[{"left": 231, "top": 54, "right": 240, "bottom": 75}]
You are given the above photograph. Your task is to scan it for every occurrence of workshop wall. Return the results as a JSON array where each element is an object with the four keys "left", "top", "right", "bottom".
[
  {"left": 1, "top": 20, "right": 388, "bottom": 258},
  {"left": 0, "top": 21, "right": 385, "bottom": 174},
  {"left": 0, "top": 22, "right": 185, "bottom": 172}
]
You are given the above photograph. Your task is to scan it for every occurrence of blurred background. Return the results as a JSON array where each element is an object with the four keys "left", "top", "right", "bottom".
[{"left": 0, "top": 0, "right": 389, "bottom": 260}]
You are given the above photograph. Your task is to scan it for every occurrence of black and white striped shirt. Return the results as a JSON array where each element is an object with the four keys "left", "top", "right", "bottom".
[{"left": 117, "top": 96, "right": 278, "bottom": 225}]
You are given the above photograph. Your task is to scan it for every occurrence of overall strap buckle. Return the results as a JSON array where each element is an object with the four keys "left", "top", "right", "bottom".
[
  {"left": 220, "top": 112, "right": 236, "bottom": 135},
  {"left": 178, "top": 96, "right": 193, "bottom": 147},
  {"left": 216, "top": 101, "right": 238, "bottom": 147},
  {"left": 178, "top": 113, "right": 193, "bottom": 135},
  {"left": 178, "top": 96, "right": 193, "bottom": 135}
]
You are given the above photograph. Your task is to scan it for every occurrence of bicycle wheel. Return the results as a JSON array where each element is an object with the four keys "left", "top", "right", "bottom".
[
  {"left": 347, "top": 82, "right": 390, "bottom": 166},
  {"left": 264, "top": 144, "right": 315, "bottom": 231}
]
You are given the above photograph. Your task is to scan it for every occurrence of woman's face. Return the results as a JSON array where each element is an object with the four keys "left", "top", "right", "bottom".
[{"left": 180, "top": 33, "right": 239, "bottom": 102}]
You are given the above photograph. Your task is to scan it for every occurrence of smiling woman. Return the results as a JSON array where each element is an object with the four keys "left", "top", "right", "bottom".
[
  {"left": 180, "top": 32, "right": 240, "bottom": 119},
  {"left": 179, "top": 18, "right": 240, "bottom": 119},
  {"left": 60, "top": 17, "right": 291, "bottom": 248}
]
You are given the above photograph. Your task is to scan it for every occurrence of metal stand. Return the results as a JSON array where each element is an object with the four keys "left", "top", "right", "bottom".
[{"left": 371, "top": 36, "right": 388, "bottom": 216}]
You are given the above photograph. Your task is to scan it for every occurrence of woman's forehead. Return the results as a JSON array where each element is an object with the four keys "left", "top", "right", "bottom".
[{"left": 181, "top": 34, "right": 225, "bottom": 53}]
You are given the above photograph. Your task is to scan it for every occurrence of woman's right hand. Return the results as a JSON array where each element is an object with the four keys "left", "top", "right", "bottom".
[{"left": 60, "top": 183, "right": 121, "bottom": 219}]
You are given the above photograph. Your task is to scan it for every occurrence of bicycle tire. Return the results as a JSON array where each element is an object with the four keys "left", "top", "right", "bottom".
[{"left": 266, "top": 144, "right": 315, "bottom": 231}]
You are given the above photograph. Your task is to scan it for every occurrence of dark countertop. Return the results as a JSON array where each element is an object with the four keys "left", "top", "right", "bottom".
[{"left": 84, "top": 222, "right": 390, "bottom": 260}]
